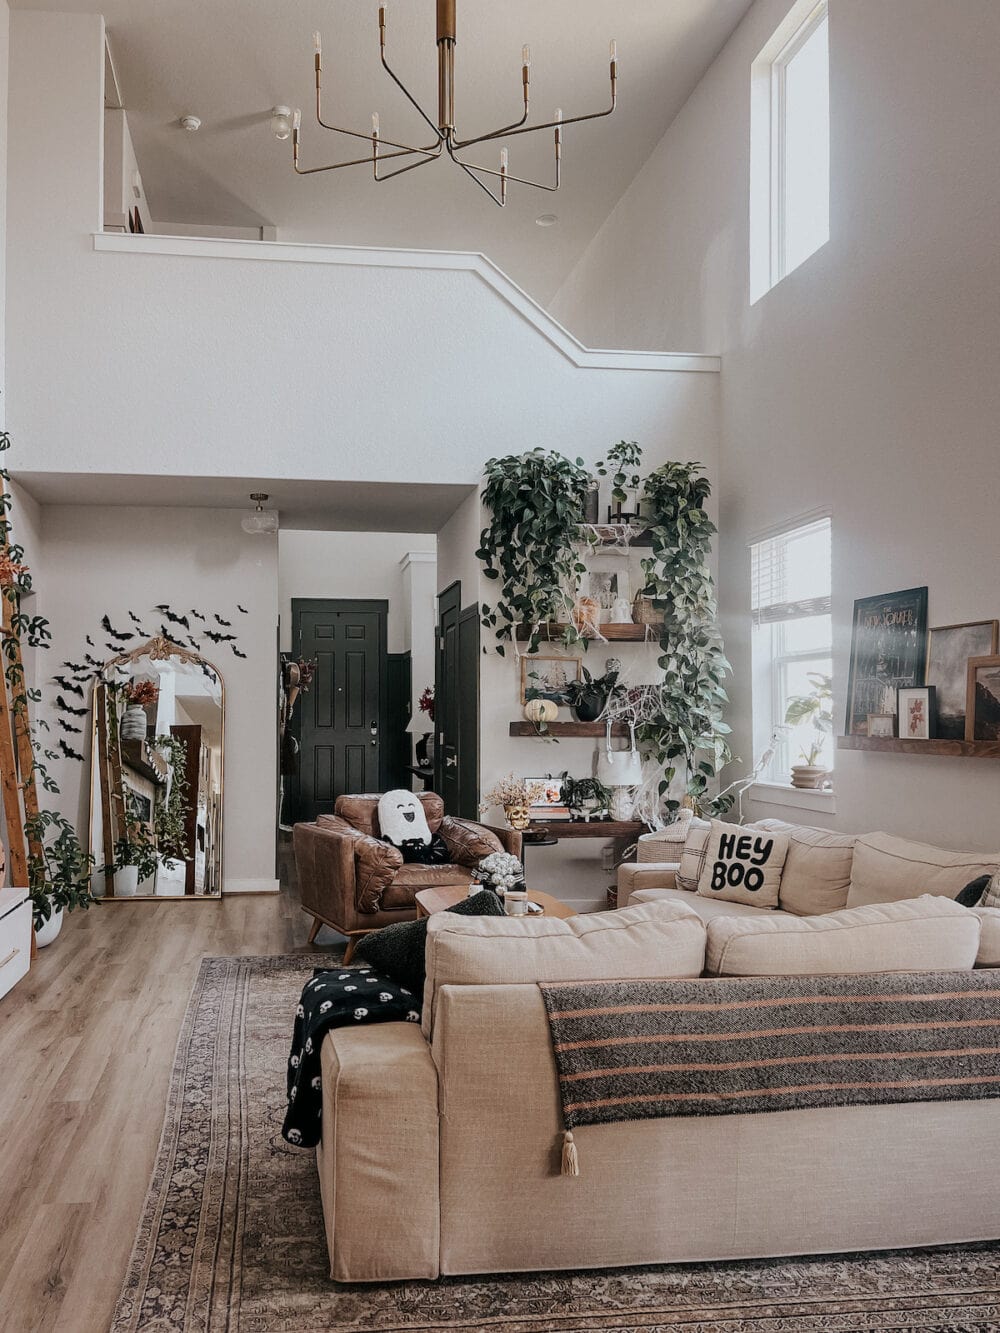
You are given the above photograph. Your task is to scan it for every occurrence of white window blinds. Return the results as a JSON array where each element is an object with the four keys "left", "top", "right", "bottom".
[{"left": 750, "top": 516, "right": 831, "bottom": 625}]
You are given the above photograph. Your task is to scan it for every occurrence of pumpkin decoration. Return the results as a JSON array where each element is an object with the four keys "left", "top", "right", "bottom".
[{"left": 523, "top": 698, "right": 558, "bottom": 724}]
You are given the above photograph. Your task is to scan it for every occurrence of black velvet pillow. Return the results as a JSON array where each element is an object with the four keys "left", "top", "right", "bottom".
[
  {"left": 353, "top": 889, "right": 505, "bottom": 995},
  {"left": 955, "top": 875, "right": 991, "bottom": 907},
  {"left": 398, "top": 831, "right": 450, "bottom": 865}
]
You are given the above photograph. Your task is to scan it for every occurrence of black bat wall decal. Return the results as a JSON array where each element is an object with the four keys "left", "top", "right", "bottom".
[
  {"left": 237, "top": 605, "right": 248, "bottom": 614},
  {"left": 161, "top": 609, "right": 190, "bottom": 630},
  {"left": 128, "top": 611, "right": 146, "bottom": 630},
  {"left": 58, "top": 738, "right": 85, "bottom": 762},
  {"left": 55, "top": 695, "right": 89, "bottom": 716},
  {"left": 86, "top": 635, "right": 95, "bottom": 646},
  {"left": 205, "top": 630, "right": 236, "bottom": 643},
  {"left": 62, "top": 660, "right": 91, "bottom": 674},
  {"left": 190, "top": 609, "right": 206, "bottom": 622},
  {"left": 214, "top": 614, "right": 232, "bottom": 627},
  {"left": 85, "top": 653, "right": 104, "bottom": 669},
  {"left": 57, "top": 718, "right": 83, "bottom": 734},
  {"left": 101, "top": 614, "right": 133, "bottom": 642},
  {"left": 52, "top": 675, "right": 84, "bottom": 696},
  {"left": 231, "top": 646, "right": 247, "bottom": 658},
  {"left": 187, "top": 637, "right": 201, "bottom": 650}
]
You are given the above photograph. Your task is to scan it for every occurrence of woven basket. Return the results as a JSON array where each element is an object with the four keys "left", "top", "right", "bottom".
[{"left": 632, "top": 595, "right": 666, "bottom": 627}]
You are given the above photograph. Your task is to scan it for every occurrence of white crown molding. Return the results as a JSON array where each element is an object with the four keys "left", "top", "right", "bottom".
[
  {"left": 92, "top": 232, "right": 721, "bottom": 374},
  {"left": 399, "top": 551, "right": 437, "bottom": 570}
]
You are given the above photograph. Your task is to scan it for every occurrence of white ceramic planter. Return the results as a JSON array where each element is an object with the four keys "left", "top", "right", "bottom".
[
  {"left": 114, "top": 865, "right": 140, "bottom": 897},
  {"left": 35, "top": 905, "right": 64, "bottom": 948}
]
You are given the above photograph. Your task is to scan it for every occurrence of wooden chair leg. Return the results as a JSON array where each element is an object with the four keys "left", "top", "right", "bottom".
[
  {"left": 307, "top": 916, "right": 323, "bottom": 945},
  {"left": 342, "top": 935, "right": 357, "bottom": 965}
]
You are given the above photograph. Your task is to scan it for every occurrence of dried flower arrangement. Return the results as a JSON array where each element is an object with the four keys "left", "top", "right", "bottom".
[
  {"left": 419, "top": 685, "right": 435, "bottom": 722},
  {"left": 125, "top": 679, "right": 159, "bottom": 707},
  {"left": 480, "top": 773, "right": 547, "bottom": 812}
]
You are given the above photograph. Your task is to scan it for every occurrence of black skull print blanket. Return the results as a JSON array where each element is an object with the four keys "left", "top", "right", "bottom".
[{"left": 282, "top": 966, "right": 420, "bottom": 1147}]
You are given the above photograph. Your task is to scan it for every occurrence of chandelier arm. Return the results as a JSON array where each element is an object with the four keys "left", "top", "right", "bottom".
[
  {"left": 449, "top": 153, "right": 560, "bottom": 194},
  {"left": 379, "top": 51, "right": 447, "bottom": 144},
  {"left": 452, "top": 102, "right": 529, "bottom": 150},
  {"left": 452, "top": 94, "right": 616, "bottom": 151},
  {"left": 294, "top": 135, "right": 432, "bottom": 176},
  {"left": 375, "top": 141, "right": 445, "bottom": 182},
  {"left": 316, "top": 86, "right": 440, "bottom": 159},
  {"left": 445, "top": 140, "right": 505, "bottom": 207}
]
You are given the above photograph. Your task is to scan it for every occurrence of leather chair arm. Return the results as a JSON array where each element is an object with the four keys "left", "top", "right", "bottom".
[
  {"left": 294, "top": 821, "right": 358, "bottom": 926},
  {"left": 352, "top": 831, "right": 403, "bottom": 914}
]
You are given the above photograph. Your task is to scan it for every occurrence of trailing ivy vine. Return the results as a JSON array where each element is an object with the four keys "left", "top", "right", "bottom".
[
  {"left": 637, "top": 460, "right": 732, "bottom": 815},
  {"left": 0, "top": 429, "right": 96, "bottom": 929},
  {"left": 477, "top": 449, "right": 593, "bottom": 655},
  {"left": 154, "top": 732, "right": 191, "bottom": 862}
]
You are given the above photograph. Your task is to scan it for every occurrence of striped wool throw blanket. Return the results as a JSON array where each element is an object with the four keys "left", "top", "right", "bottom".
[{"left": 539, "top": 971, "right": 1000, "bottom": 1175}]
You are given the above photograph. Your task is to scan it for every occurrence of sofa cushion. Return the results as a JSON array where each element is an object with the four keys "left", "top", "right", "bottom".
[
  {"left": 380, "top": 864, "right": 474, "bottom": 911},
  {"left": 696, "top": 819, "right": 788, "bottom": 909},
  {"left": 754, "top": 818, "right": 857, "bottom": 916},
  {"left": 629, "top": 885, "right": 769, "bottom": 924},
  {"left": 675, "top": 817, "right": 712, "bottom": 891},
  {"left": 705, "top": 895, "right": 981, "bottom": 977},
  {"left": 972, "top": 907, "right": 1000, "bottom": 967},
  {"left": 421, "top": 900, "right": 706, "bottom": 1037},
  {"left": 354, "top": 888, "right": 506, "bottom": 992},
  {"left": 978, "top": 866, "right": 1000, "bottom": 910},
  {"left": 846, "top": 832, "right": 1000, "bottom": 908}
]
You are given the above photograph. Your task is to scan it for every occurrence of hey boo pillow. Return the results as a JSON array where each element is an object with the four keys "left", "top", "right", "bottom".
[{"left": 697, "top": 819, "right": 789, "bottom": 909}]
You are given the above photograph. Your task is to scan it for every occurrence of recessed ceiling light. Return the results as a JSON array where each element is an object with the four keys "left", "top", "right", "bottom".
[{"left": 535, "top": 213, "right": 559, "bottom": 227}]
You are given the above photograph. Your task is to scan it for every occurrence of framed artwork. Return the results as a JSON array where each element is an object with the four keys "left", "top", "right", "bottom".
[
  {"left": 520, "top": 656, "right": 581, "bottom": 705},
  {"left": 845, "top": 587, "right": 928, "bottom": 735},
  {"left": 867, "top": 713, "right": 896, "bottom": 738},
  {"left": 897, "top": 686, "right": 936, "bottom": 740},
  {"left": 926, "top": 620, "right": 999, "bottom": 739},
  {"left": 582, "top": 555, "right": 631, "bottom": 612},
  {"left": 965, "top": 656, "right": 1000, "bottom": 743}
]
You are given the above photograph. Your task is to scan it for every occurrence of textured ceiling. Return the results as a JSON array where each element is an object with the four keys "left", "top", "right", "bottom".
[{"left": 12, "top": 0, "right": 752, "bottom": 301}]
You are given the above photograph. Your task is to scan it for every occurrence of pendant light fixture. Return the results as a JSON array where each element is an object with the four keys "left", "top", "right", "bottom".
[
  {"left": 241, "top": 493, "right": 279, "bottom": 535},
  {"left": 289, "top": 0, "right": 618, "bottom": 206}
]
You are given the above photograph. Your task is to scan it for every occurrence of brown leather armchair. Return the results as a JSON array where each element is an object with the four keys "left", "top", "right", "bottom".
[{"left": 293, "top": 792, "right": 522, "bottom": 961}]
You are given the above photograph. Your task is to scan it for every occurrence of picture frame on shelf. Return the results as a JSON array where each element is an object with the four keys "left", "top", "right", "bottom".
[
  {"left": 897, "top": 686, "right": 937, "bottom": 740},
  {"left": 582, "top": 554, "right": 631, "bottom": 613},
  {"left": 845, "top": 586, "right": 928, "bottom": 735},
  {"left": 926, "top": 620, "right": 999, "bottom": 740},
  {"left": 525, "top": 776, "right": 571, "bottom": 822},
  {"left": 965, "top": 656, "right": 1000, "bottom": 743},
  {"left": 866, "top": 713, "right": 896, "bottom": 738},
  {"left": 520, "top": 656, "right": 581, "bottom": 705}
]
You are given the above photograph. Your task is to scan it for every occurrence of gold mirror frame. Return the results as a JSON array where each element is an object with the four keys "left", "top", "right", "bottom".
[{"left": 88, "top": 635, "right": 226, "bottom": 900}]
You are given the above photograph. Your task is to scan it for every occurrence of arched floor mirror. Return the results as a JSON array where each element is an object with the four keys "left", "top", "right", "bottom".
[{"left": 89, "top": 636, "right": 225, "bottom": 899}]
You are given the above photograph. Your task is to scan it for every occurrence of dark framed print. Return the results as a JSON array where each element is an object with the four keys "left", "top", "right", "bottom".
[
  {"left": 897, "top": 686, "right": 937, "bottom": 740},
  {"left": 966, "top": 656, "right": 1000, "bottom": 743},
  {"left": 520, "top": 655, "right": 581, "bottom": 705},
  {"left": 845, "top": 586, "right": 928, "bottom": 735},
  {"left": 926, "top": 620, "right": 999, "bottom": 739}
]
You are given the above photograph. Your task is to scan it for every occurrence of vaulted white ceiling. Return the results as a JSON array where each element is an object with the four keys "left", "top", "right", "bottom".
[{"left": 12, "top": 0, "right": 752, "bottom": 302}]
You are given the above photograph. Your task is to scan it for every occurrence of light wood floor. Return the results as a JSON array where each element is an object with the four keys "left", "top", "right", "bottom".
[{"left": 0, "top": 861, "right": 342, "bottom": 1333}]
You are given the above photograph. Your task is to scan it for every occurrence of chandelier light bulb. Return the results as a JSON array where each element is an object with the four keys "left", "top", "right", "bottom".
[
  {"left": 522, "top": 44, "right": 531, "bottom": 68},
  {"left": 372, "top": 112, "right": 380, "bottom": 136},
  {"left": 609, "top": 38, "right": 617, "bottom": 63},
  {"left": 292, "top": 108, "right": 301, "bottom": 133},
  {"left": 500, "top": 148, "right": 508, "bottom": 171},
  {"left": 313, "top": 30, "right": 322, "bottom": 54}
]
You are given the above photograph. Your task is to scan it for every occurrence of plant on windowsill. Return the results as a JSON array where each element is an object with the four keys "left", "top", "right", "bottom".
[
  {"left": 784, "top": 672, "right": 833, "bottom": 790},
  {"left": 477, "top": 449, "right": 595, "bottom": 655}
]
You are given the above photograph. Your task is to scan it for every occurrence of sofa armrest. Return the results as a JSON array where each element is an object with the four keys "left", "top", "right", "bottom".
[
  {"left": 973, "top": 907, "right": 1000, "bottom": 967},
  {"left": 481, "top": 821, "right": 522, "bottom": 859},
  {"left": 318, "top": 1023, "right": 440, "bottom": 1281},
  {"left": 351, "top": 831, "right": 404, "bottom": 913},
  {"left": 617, "top": 861, "right": 681, "bottom": 905},
  {"left": 437, "top": 815, "right": 504, "bottom": 867},
  {"left": 294, "top": 821, "right": 358, "bottom": 925}
]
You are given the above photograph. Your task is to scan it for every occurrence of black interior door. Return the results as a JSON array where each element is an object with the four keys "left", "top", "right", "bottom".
[
  {"left": 436, "top": 582, "right": 461, "bottom": 814},
  {"left": 457, "top": 605, "right": 480, "bottom": 818},
  {"left": 291, "top": 599, "right": 387, "bottom": 822}
]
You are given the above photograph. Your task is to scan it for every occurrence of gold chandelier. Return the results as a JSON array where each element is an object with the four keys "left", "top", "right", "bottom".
[{"left": 291, "top": 0, "right": 617, "bottom": 206}]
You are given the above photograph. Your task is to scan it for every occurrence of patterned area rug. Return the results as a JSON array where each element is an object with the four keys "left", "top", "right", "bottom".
[{"left": 112, "top": 955, "right": 1000, "bottom": 1333}]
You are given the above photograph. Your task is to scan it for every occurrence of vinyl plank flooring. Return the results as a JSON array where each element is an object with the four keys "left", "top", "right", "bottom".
[{"left": 0, "top": 854, "right": 342, "bottom": 1333}]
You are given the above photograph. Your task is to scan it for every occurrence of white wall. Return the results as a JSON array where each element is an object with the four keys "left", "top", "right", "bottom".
[
  {"left": 552, "top": 0, "right": 1000, "bottom": 852},
  {"left": 39, "top": 505, "right": 279, "bottom": 891}
]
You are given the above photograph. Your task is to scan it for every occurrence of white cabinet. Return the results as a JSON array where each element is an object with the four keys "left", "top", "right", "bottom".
[{"left": 0, "top": 887, "right": 31, "bottom": 1001}]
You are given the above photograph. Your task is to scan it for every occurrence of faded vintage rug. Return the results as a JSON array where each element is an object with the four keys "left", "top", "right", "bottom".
[{"left": 112, "top": 954, "right": 1000, "bottom": 1333}]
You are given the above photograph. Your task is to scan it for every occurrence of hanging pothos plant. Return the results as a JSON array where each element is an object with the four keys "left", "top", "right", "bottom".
[
  {"left": 154, "top": 732, "right": 191, "bottom": 861},
  {"left": 637, "top": 460, "right": 732, "bottom": 816},
  {"left": 0, "top": 428, "right": 96, "bottom": 929},
  {"left": 477, "top": 448, "right": 593, "bottom": 655}
]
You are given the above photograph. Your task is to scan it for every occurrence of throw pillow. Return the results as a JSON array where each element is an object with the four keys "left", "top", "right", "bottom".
[
  {"left": 955, "top": 874, "right": 992, "bottom": 907},
  {"left": 353, "top": 889, "right": 505, "bottom": 994},
  {"left": 696, "top": 819, "right": 789, "bottom": 909},
  {"left": 378, "top": 789, "right": 433, "bottom": 847},
  {"left": 979, "top": 866, "right": 1000, "bottom": 910},
  {"left": 675, "top": 817, "right": 712, "bottom": 892}
]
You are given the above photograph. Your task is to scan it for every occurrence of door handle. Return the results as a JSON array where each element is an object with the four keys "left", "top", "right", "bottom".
[{"left": 445, "top": 755, "right": 457, "bottom": 767}]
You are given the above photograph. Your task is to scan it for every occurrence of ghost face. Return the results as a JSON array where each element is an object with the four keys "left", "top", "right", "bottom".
[{"left": 378, "top": 789, "right": 432, "bottom": 847}]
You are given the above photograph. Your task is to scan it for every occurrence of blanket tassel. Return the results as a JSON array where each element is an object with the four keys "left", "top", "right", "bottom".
[{"left": 561, "top": 1130, "right": 579, "bottom": 1177}]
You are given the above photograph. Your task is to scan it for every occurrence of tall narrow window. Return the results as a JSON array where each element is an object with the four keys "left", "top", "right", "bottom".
[
  {"left": 750, "top": 0, "right": 830, "bottom": 302},
  {"left": 750, "top": 516, "right": 832, "bottom": 783}
]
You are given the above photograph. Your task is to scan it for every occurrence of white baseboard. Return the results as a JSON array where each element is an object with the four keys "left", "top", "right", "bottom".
[{"left": 223, "top": 878, "right": 281, "bottom": 895}]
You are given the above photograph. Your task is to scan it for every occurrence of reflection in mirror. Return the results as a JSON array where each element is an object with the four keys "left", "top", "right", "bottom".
[{"left": 89, "top": 636, "right": 224, "bottom": 899}]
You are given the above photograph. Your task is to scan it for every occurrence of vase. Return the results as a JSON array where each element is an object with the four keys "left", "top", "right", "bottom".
[
  {"left": 572, "top": 691, "right": 605, "bottom": 723},
  {"left": 114, "top": 865, "right": 140, "bottom": 897},
  {"left": 504, "top": 803, "right": 531, "bottom": 831},
  {"left": 120, "top": 705, "right": 147, "bottom": 742},
  {"left": 35, "top": 905, "right": 63, "bottom": 948},
  {"left": 790, "top": 764, "right": 830, "bottom": 790}
]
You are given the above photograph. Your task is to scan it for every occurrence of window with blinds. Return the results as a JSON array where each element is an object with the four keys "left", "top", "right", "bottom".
[{"left": 750, "top": 516, "right": 832, "bottom": 783}]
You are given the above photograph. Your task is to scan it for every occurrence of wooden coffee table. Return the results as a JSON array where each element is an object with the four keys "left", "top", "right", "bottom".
[{"left": 414, "top": 886, "right": 576, "bottom": 919}]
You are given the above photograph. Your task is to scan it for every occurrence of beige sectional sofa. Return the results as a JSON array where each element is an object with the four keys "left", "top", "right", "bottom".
[{"left": 316, "top": 821, "right": 1000, "bottom": 1282}]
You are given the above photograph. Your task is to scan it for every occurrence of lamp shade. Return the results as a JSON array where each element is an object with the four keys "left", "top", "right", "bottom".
[{"left": 597, "top": 747, "right": 644, "bottom": 788}]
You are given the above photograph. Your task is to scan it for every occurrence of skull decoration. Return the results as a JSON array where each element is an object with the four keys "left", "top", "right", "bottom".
[
  {"left": 353, "top": 1008, "right": 369, "bottom": 1020},
  {"left": 319, "top": 1000, "right": 333, "bottom": 1014},
  {"left": 286, "top": 1128, "right": 303, "bottom": 1145}
]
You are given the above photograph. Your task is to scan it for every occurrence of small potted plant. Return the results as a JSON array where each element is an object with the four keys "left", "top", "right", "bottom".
[
  {"left": 120, "top": 678, "right": 158, "bottom": 742},
  {"left": 28, "top": 815, "right": 96, "bottom": 947},
  {"left": 596, "top": 440, "right": 644, "bottom": 525},
  {"left": 561, "top": 773, "right": 614, "bottom": 822},
  {"left": 480, "top": 774, "right": 547, "bottom": 831},
  {"left": 784, "top": 672, "right": 833, "bottom": 789},
  {"left": 561, "top": 662, "right": 623, "bottom": 723},
  {"left": 112, "top": 812, "right": 160, "bottom": 896}
]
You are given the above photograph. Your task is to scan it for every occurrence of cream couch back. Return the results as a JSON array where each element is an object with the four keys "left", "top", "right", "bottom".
[{"left": 421, "top": 900, "right": 706, "bottom": 1038}]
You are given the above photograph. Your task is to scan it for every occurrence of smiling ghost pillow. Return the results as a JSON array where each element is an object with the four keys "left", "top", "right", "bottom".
[{"left": 377, "top": 790, "right": 449, "bottom": 865}]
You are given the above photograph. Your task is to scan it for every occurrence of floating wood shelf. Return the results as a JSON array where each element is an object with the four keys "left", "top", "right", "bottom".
[
  {"left": 837, "top": 736, "right": 1000, "bottom": 759},
  {"left": 525, "top": 819, "right": 645, "bottom": 840},
  {"left": 121, "top": 737, "right": 169, "bottom": 784},
  {"left": 514, "top": 623, "right": 653, "bottom": 642},
  {"left": 509, "top": 721, "right": 630, "bottom": 738}
]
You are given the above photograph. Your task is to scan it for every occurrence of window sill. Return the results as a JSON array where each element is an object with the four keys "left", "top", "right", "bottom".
[{"left": 749, "top": 781, "right": 837, "bottom": 815}]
